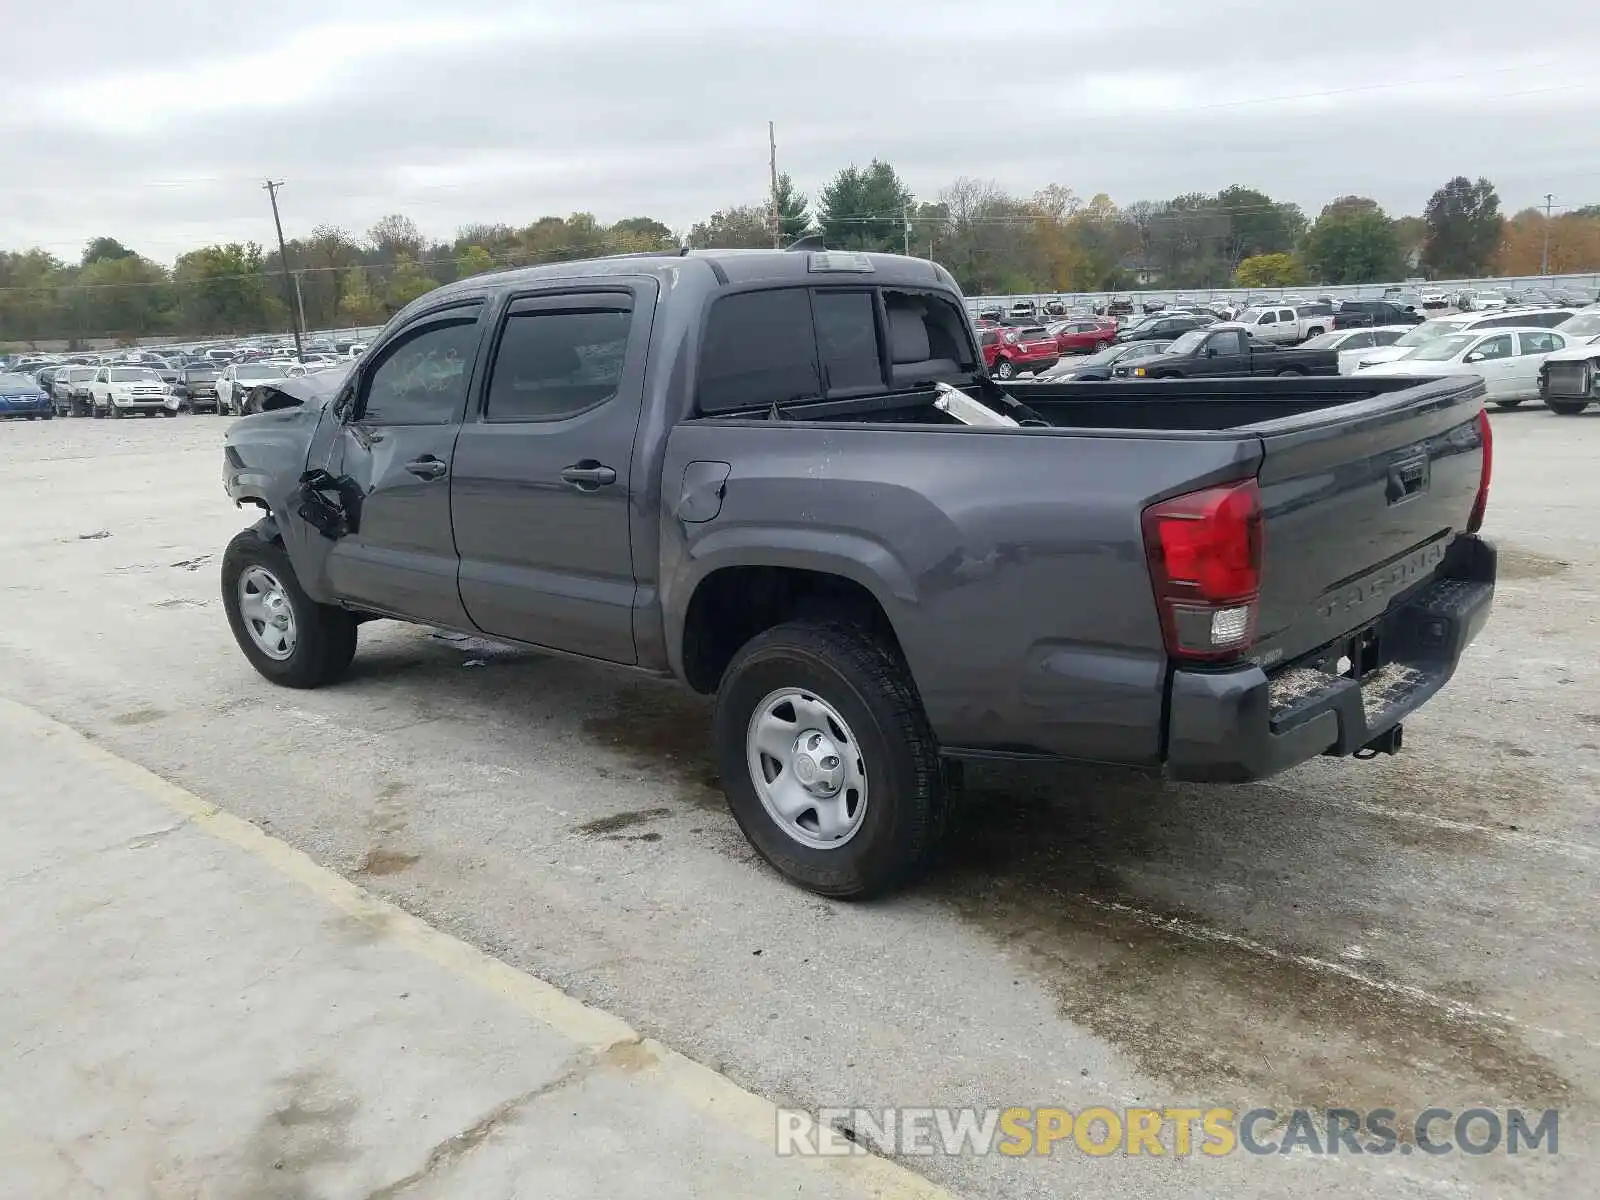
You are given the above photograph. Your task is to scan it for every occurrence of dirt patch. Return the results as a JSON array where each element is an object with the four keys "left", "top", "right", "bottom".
[
  {"left": 111, "top": 706, "right": 166, "bottom": 726},
  {"left": 1497, "top": 545, "right": 1571, "bottom": 580},
  {"left": 1578, "top": 714, "right": 1600, "bottom": 729},
  {"left": 581, "top": 683, "right": 725, "bottom": 811},
  {"left": 355, "top": 849, "right": 421, "bottom": 877},
  {"left": 601, "top": 1039, "right": 660, "bottom": 1073},
  {"left": 152, "top": 597, "right": 207, "bottom": 609},
  {"left": 576, "top": 807, "right": 671, "bottom": 837},
  {"left": 922, "top": 767, "right": 1571, "bottom": 1116}
]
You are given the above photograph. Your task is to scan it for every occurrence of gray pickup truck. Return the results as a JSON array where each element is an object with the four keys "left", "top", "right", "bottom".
[{"left": 219, "top": 248, "right": 1496, "bottom": 897}]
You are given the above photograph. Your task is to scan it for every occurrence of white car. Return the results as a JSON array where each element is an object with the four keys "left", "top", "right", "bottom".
[
  {"left": 217, "top": 361, "right": 311, "bottom": 415},
  {"left": 1536, "top": 328, "right": 1600, "bottom": 415},
  {"left": 1235, "top": 304, "right": 1331, "bottom": 345},
  {"left": 1349, "top": 308, "right": 1578, "bottom": 371},
  {"left": 1299, "top": 326, "right": 1412, "bottom": 375},
  {"left": 89, "top": 367, "right": 180, "bottom": 419},
  {"left": 1354, "top": 327, "right": 1571, "bottom": 407}
]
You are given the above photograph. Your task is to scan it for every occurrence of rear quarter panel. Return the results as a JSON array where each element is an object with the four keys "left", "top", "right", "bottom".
[{"left": 659, "top": 420, "right": 1259, "bottom": 763}]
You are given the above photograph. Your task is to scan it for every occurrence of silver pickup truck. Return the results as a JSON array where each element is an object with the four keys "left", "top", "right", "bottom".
[{"left": 218, "top": 247, "right": 1495, "bottom": 897}]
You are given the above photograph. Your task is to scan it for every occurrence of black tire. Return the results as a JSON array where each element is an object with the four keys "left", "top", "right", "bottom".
[
  {"left": 161, "top": 409, "right": 176, "bottom": 418},
  {"left": 220, "top": 528, "right": 358, "bottom": 688},
  {"left": 995, "top": 359, "right": 1017, "bottom": 381},
  {"left": 107, "top": 403, "right": 120, "bottom": 419},
  {"left": 1492, "top": 399, "right": 1524, "bottom": 409},
  {"left": 1547, "top": 399, "right": 1589, "bottom": 415},
  {"left": 1093, "top": 340, "right": 1109, "bottom": 352},
  {"left": 712, "top": 620, "right": 948, "bottom": 898}
]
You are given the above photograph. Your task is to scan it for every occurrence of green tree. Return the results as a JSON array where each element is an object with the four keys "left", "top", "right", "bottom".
[
  {"left": 774, "top": 173, "right": 811, "bottom": 243},
  {"left": 686, "top": 205, "right": 772, "bottom": 249},
  {"left": 82, "top": 237, "right": 135, "bottom": 265},
  {"left": 173, "top": 243, "right": 272, "bottom": 333},
  {"left": 336, "top": 267, "right": 382, "bottom": 325},
  {"left": 1422, "top": 176, "right": 1502, "bottom": 278},
  {"left": 818, "top": 160, "right": 913, "bottom": 252},
  {"left": 455, "top": 245, "right": 496, "bottom": 278},
  {"left": 1234, "top": 252, "right": 1306, "bottom": 288},
  {"left": 78, "top": 254, "right": 174, "bottom": 338},
  {"left": 0, "top": 250, "right": 69, "bottom": 343},
  {"left": 1301, "top": 197, "right": 1405, "bottom": 284},
  {"left": 383, "top": 255, "right": 439, "bottom": 313},
  {"left": 367, "top": 213, "right": 425, "bottom": 265},
  {"left": 610, "top": 217, "right": 676, "bottom": 248},
  {"left": 1216, "top": 186, "right": 1303, "bottom": 270}
]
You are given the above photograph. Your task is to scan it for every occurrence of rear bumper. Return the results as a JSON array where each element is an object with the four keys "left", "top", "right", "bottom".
[{"left": 1165, "top": 535, "right": 1496, "bottom": 783}]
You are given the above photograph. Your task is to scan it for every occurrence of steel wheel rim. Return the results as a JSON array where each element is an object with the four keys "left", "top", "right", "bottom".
[
  {"left": 238, "top": 565, "right": 297, "bottom": 660},
  {"left": 746, "top": 688, "right": 869, "bottom": 850}
]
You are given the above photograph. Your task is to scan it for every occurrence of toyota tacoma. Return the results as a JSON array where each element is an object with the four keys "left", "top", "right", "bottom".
[{"left": 218, "top": 247, "right": 1496, "bottom": 897}]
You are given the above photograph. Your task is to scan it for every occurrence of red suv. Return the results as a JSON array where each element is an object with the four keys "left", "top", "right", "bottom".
[
  {"left": 980, "top": 326, "right": 1060, "bottom": 380},
  {"left": 1049, "top": 317, "right": 1118, "bottom": 355}
]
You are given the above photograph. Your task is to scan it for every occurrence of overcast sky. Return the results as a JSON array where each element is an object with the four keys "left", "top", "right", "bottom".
[{"left": 5, "top": 0, "right": 1598, "bottom": 263}]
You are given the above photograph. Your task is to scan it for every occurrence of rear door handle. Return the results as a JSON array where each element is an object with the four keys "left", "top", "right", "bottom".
[
  {"left": 405, "top": 456, "right": 448, "bottom": 480},
  {"left": 560, "top": 461, "right": 617, "bottom": 490}
]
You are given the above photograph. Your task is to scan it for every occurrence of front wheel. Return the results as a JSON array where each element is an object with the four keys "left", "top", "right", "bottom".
[
  {"left": 713, "top": 620, "right": 949, "bottom": 898},
  {"left": 1492, "top": 399, "right": 1524, "bottom": 409},
  {"left": 995, "top": 359, "right": 1017, "bottom": 381},
  {"left": 220, "top": 528, "right": 358, "bottom": 688},
  {"left": 1547, "top": 399, "right": 1590, "bottom": 415},
  {"left": 1093, "top": 340, "right": 1109, "bottom": 352}
]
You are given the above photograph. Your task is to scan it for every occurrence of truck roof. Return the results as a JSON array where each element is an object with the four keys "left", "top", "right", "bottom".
[{"left": 398, "top": 247, "right": 959, "bottom": 320}]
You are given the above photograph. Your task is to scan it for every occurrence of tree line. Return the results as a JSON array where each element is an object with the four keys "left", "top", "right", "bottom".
[{"left": 3, "top": 165, "right": 1597, "bottom": 345}]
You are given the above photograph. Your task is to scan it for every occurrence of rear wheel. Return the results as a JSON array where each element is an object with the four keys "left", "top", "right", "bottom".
[
  {"left": 713, "top": 620, "right": 948, "bottom": 898},
  {"left": 1546, "top": 399, "right": 1589, "bottom": 415},
  {"left": 1093, "top": 340, "right": 1109, "bottom": 352},
  {"left": 220, "top": 528, "right": 358, "bottom": 688}
]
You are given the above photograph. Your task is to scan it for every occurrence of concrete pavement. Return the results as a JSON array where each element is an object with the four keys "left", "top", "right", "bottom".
[{"left": 0, "top": 696, "right": 945, "bottom": 1200}]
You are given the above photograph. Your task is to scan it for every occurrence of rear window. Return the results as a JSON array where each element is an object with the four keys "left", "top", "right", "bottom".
[
  {"left": 699, "top": 289, "right": 821, "bottom": 413},
  {"left": 812, "top": 291, "right": 883, "bottom": 392}
]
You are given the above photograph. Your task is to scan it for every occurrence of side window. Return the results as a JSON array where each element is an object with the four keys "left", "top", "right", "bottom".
[
  {"left": 360, "top": 315, "right": 480, "bottom": 425},
  {"left": 1474, "top": 334, "right": 1514, "bottom": 360},
  {"left": 1346, "top": 331, "right": 1374, "bottom": 349},
  {"left": 1212, "top": 330, "right": 1245, "bottom": 355},
  {"left": 1258, "top": 312, "right": 1277, "bottom": 326},
  {"left": 1531, "top": 311, "right": 1569, "bottom": 328},
  {"left": 811, "top": 290, "right": 883, "bottom": 393},
  {"left": 1519, "top": 331, "right": 1559, "bottom": 354},
  {"left": 486, "top": 304, "right": 633, "bottom": 422},
  {"left": 1279, "top": 309, "right": 1296, "bottom": 323},
  {"left": 1371, "top": 330, "right": 1402, "bottom": 347},
  {"left": 699, "top": 289, "right": 820, "bottom": 413},
  {"left": 1481, "top": 316, "right": 1515, "bottom": 328}
]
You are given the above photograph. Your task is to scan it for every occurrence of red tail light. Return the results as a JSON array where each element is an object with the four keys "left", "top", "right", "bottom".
[
  {"left": 1142, "top": 479, "right": 1263, "bottom": 662},
  {"left": 1468, "top": 408, "right": 1492, "bottom": 533}
]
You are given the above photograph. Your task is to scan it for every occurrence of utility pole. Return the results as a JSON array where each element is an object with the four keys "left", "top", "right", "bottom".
[
  {"left": 1541, "top": 192, "right": 1555, "bottom": 277},
  {"left": 291, "top": 271, "right": 309, "bottom": 341},
  {"left": 903, "top": 200, "right": 911, "bottom": 256},
  {"left": 263, "top": 180, "right": 305, "bottom": 361},
  {"left": 769, "top": 122, "right": 781, "bottom": 249}
]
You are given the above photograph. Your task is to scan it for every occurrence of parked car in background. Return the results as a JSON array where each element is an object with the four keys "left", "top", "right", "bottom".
[
  {"left": 1047, "top": 316, "right": 1119, "bottom": 355},
  {"left": 1115, "top": 312, "right": 1213, "bottom": 344},
  {"left": 1039, "top": 340, "right": 1174, "bottom": 380},
  {"left": 1112, "top": 325, "right": 1338, "bottom": 378},
  {"left": 218, "top": 361, "right": 311, "bottom": 415},
  {"left": 1349, "top": 308, "right": 1578, "bottom": 371},
  {"left": 1554, "top": 310, "right": 1600, "bottom": 342},
  {"left": 979, "top": 325, "right": 1059, "bottom": 380},
  {"left": 1235, "top": 305, "right": 1330, "bottom": 345},
  {"left": 1299, "top": 327, "right": 1412, "bottom": 375},
  {"left": 174, "top": 365, "right": 224, "bottom": 413},
  {"left": 1421, "top": 291, "right": 1452, "bottom": 312},
  {"left": 90, "top": 366, "right": 179, "bottom": 418},
  {"left": 1334, "top": 299, "right": 1424, "bottom": 329},
  {"left": 1355, "top": 327, "right": 1571, "bottom": 407},
  {"left": 49, "top": 366, "right": 98, "bottom": 416},
  {"left": 1537, "top": 332, "right": 1600, "bottom": 415},
  {"left": 0, "top": 372, "right": 53, "bottom": 420}
]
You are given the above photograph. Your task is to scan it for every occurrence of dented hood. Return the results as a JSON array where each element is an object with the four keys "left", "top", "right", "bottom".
[{"left": 252, "top": 364, "right": 352, "bottom": 412}]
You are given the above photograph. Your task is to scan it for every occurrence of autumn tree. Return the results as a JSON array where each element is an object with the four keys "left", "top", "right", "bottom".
[
  {"left": 1422, "top": 177, "right": 1502, "bottom": 278},
  {"left": 687, "top": 205, "right": 772, "bottom": 249},
  {"left": 1234, "top": 253, "right": 1306, "bottom": 288}
]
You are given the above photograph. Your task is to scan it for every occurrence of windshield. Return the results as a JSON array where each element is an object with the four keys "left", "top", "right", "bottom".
[
  {"left": 109, "top": 368, "right": 161, "bottom": 382},
  {"left": 235, "top": 365, "right": 278, "bottom": 380},
  {"left": 1557, "top": 314, "right": 1600, "bottom": 338},
  {"left": 183, "top": 368, "right": 219, "bottom": 381},
  {"left": 0, "top": 373, "right": 39, "bottom": 389},
  {"left": 1300, "top": 332, "right": 1343, "bottom": 349},
  {"left": 1165, "top": 329, "right": 1210, "bottom": 356},
  {"left": 1394, "top": 319, "right": 1467, "bottom": 347},
  {"left": 1408, "top": 334, "right": 1478, "bottom": 362}
]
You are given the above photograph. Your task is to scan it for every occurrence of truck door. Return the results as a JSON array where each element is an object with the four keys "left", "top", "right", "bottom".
[
  {"left": 450, "top": 283, "right": 656, "bottom": 664},
  {"left": 1203, "top": 328, "right": 1249, "bottom": 373},
  {"left": 317, "top": 304, "right": 485, "bottom": 629},
  {"left": 1461, "top": 332, "right": 1518, "bottom": 398}
]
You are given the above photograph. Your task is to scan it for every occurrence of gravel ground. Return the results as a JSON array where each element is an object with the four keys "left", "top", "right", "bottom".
[{"left": 0, "top": 405, "right": 1595, "bottom": 1198}]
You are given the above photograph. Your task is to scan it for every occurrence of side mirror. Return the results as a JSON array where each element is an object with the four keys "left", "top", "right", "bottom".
[
  {"left": 1206, "top": 347, "right": 1220, "bottom": 358},
  {"left": 1464, "top": 352, "right": 1484, "bottom": 364}
]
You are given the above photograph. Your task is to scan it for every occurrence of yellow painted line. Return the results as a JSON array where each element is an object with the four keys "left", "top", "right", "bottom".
[{"left": 4, "top": 697, "right": 956, "bottom": 1200}]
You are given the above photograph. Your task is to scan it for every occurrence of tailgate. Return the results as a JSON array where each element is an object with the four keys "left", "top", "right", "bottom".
[{"left": 1247, "top": 376, "right": 1488, "bottom": 669}]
